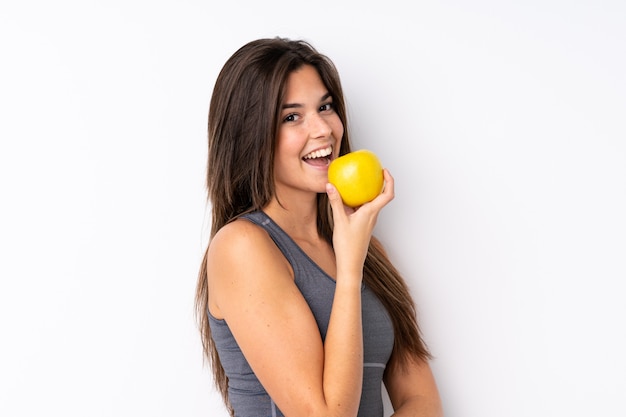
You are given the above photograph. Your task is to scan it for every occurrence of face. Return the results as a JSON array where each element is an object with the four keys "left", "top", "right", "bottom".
[{"left": 274, "top": 65, "right": 344, "bottom": 200}]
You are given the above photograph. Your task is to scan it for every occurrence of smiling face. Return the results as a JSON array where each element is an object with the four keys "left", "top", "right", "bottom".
[{"left": 273, "top": 65, "right": 344, "bottom": 202}]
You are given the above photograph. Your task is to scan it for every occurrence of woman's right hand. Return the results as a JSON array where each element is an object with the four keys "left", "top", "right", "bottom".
[{"left": 326, "top": 168, "right": 395, "bottom": 279}]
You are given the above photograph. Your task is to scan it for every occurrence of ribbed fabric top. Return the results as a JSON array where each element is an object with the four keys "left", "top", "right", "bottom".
[{"left": 209, "top": 210, "right": 395, "bottom": 417}]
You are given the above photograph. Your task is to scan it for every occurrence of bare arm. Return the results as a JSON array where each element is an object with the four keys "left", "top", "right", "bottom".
[{"left": 384, "top": 356, "right": 443, "bottom": 417}]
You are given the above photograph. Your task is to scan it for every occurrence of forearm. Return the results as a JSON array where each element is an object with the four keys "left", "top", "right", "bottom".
[
  {"left": 319, "top": 174, "right": 394, "bottom": 415},
  {"left": 322, "top": 276, "right": 364, "bottom": 416}
]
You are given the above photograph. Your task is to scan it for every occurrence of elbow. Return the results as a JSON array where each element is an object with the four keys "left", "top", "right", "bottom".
[{"left": 392, "top": 394, "right": 444, "bottom": 417}]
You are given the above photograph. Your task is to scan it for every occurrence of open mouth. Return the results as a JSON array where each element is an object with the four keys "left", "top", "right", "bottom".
[{"left": 302, "top": 145, "right": 333, "bottom": 167}]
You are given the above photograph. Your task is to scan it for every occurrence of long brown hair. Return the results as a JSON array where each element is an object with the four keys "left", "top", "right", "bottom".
[{"left": 195, "top": 37, "right": 431, "bottom": 413}]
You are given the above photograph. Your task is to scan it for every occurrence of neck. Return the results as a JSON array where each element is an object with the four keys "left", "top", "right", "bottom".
[{"left": 263, "top": 194, "right": 320, "bottom": 240}]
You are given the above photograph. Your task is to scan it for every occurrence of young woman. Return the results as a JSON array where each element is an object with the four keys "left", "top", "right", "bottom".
[{"left": 196, "top": 37, "right": 442, "bottom": 417}]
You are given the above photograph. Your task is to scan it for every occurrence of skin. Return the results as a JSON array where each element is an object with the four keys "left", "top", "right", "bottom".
[
  {"left": 385, "top": 356, "right": 443, "bottom": 417},
  {"left": 207, "top": 65, "right": 442, "bottom": 417}
]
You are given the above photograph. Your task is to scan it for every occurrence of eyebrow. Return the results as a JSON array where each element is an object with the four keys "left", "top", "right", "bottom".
[{"left": 281, "top": 92, "right": 333, "bottom": 110}]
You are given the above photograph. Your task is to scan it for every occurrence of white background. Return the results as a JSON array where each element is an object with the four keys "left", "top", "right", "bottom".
[{"left": 1, "top": 1, "right": 624, "bottom": 416}]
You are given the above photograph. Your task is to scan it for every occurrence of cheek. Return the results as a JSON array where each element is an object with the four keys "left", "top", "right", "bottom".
[
  {"left": 276, "top": 135, "right": 300, "bottom": 158},
  {"left": 273, "top": 136, "right": 300, "bottom": 172},
  {"left": 337, "top": 124, "right": 344, "bottom": 139},
  {"left": 332, "top": 117, "right": 345, "bottom": 141}
]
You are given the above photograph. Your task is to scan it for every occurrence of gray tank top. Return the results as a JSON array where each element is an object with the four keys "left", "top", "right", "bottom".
[{"left": 208, "top": 211, "right": 395, "bottom": 417}]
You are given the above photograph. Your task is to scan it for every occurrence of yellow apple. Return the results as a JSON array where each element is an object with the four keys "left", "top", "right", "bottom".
[{"left": 328, "top": 149, "right": 384, "bottom": 207}]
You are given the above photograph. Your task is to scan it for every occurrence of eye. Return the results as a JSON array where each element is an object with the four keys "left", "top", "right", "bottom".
[
  {"left": 319, "top": 102, "right": 334, "bottom": 112},
  {"left": 283, "top": 113, "right": 299, "bottom": 123}
]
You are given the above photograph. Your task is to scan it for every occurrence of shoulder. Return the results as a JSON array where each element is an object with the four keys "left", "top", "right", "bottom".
[
  {"left": 206, "top": 217, "right": 293, "bottom": 317},
  {"left": 210, "top": 216, "right": 269, "bottom": 250},
  {"left": 208, "top": 216, "right": 290, "bottom": 272}
]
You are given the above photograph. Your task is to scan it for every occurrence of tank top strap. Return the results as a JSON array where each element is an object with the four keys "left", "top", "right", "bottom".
[{"left": 240, "top": 211, "right": 307, "bottom": 271}]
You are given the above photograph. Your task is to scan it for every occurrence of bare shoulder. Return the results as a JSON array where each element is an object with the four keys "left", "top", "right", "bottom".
[
  {"left": 210, "top": 217, "right": 270, "bottom": 251},
  {"left": 206, "top": 217, "right": 293, "bottom": 318}
]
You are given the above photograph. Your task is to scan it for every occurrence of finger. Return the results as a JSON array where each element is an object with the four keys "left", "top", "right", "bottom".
[
  {"left": 381, "top": 169, "right": 395, "bottom": 199},
  {"left": 366, "top": 168, "right": 395, "bottom": 209},
  {"left": 326, "top": 182, "right": 346, "bottom": 215}
]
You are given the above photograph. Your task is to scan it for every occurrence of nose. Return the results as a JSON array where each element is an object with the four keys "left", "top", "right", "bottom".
[{"left": 308, "top": 113, "right": 332, "bottom": 139}]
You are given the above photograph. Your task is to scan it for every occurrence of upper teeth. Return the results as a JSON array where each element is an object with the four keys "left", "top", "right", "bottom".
[{"left": 303, "top": 146, "right": 332, "bottom": 159}]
